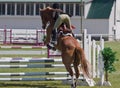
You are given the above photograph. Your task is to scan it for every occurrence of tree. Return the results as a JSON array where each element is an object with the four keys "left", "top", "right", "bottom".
[{"left": 101, "top": 47, "right": 118, "bottom": 84}]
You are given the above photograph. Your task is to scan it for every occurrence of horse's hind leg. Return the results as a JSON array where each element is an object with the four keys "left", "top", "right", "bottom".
[
  {"left": 62, "top": 56, "right": 75, "bottom": 87},
  {"left": 73, "top": 64, "right": 80, "bottom": 87},
  {"left": 73, "top": 59, "right": 81, "bottom": 87},
  {"left": 62, "top": 48, "right": 76, "bottom": 87},
  {"left": 64, "top": 64, "right": 76, "bottom": 88}
]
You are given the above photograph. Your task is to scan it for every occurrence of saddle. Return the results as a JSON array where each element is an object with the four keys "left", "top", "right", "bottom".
[
  {"left": 58, "top": 23, "right": 73, "bottom": 35},
  {"left": 58, "top": 28, "right": 73, "bottom": 37}
]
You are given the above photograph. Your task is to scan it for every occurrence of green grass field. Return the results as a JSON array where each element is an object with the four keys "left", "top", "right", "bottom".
[{"left": 0, "top": 41, "right": 120, "bottom": 88}]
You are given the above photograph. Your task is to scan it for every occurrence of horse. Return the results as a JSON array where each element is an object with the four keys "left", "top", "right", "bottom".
[{"left": 40, "top": 7, "right": 91, "bottom": 88}]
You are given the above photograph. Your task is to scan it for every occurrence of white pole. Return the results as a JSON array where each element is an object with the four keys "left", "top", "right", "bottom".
[
  {"left": 88, "top": 35, "right": 91, "bottom": 64},
  {"left": 92, "top": 40, "right": 96, "bottom": 78},
  {"left": 97, "top": 45, "right": 101, "bottom": 78},
  {"left": 99, "top": 38, "right": 105, "bottom": 85}
]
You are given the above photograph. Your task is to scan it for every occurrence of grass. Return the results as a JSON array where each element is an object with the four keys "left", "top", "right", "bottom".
[
  {"left": 0, "top": 41, "right": 120, "bottom": 88},
  {"left": 0, "top": 48, "right": 47, "bottom": 57}
]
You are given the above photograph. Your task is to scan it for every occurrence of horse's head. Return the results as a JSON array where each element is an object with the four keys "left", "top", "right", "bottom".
[{"left": 40, "top": 7, "right": 54, "bottom": 29}]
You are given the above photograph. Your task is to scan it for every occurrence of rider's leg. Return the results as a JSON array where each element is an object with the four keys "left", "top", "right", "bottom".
[
  {"left": 51, "top": 28, "right": 57, "bottom": 44},
  {"left": 65, "top": 15, "right": 72, "bottom": 30},
  {"left": 65, "top": 16, "right": 75, "bottom": 37},
  {"left": 51, "top": 16, "right": 62, "bottom": 44},
  {"left": 47, "top": 17, "right": 62, "bottom": 50}
]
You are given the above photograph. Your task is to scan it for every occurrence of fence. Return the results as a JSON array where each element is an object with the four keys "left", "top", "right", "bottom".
[
  {"left": 0, "top": 29, "right": 46, "bottom": 45},
  {"left": 0, "top": 29, "right": 105, "bottom": 86},
  {"left": 0, "top": 57, "right": 95, "bottom": 86}
]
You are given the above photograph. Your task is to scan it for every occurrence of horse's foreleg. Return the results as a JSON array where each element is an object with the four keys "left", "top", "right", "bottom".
[{"left": 44, "top": 26, "right": 53, "bottom": 45}]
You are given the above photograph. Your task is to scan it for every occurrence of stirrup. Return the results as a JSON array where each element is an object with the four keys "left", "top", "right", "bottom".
[{"left": 51, "top": 41, "right": 57, "bottom": 45}]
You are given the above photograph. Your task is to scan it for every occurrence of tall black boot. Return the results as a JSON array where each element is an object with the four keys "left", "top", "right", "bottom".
[
  {"left": 47, "top": 44, "right": 56, "bottom": 51},
  {"left": 47, "top": 29, "right": 57, "bottom": 51},
  {"left": 51, "top": 29, "right": 57, "bottom": 44}
]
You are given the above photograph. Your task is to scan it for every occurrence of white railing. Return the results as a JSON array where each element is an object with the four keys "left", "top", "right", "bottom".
[{"left": 0, "top": 29, "right": 46, "bottom": 45}]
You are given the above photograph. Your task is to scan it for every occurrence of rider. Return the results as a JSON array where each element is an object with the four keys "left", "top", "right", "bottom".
[{"left": 49, "top": 3, "right": 73, "bottom": 47}]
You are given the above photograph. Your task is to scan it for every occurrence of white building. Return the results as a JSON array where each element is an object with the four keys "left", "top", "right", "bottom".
[{"left": 0, "top": 0, "right": 119, "bottom": 40}]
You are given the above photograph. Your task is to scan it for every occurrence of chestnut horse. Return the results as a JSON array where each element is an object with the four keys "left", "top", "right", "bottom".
[{"left": 40, "top": 7, "right": 91, "bottom": 88}]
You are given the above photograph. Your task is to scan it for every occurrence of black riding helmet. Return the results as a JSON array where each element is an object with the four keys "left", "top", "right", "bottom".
[{"left": 52, "top": 3, "right": 59, "bottom": 9}]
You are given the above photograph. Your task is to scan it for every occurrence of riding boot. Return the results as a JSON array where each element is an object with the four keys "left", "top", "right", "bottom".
[
  {"left": 51, "top": 29, "right": 57, "bottom": 45},
  {"left": 47, "top": 29, "right": 57, "bottom": 51},
  {"left": 47, "top": 44, "right": 56, "bottom": 51}
]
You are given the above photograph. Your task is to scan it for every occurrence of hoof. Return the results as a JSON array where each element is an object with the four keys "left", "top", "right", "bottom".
[{"left": 71, "top": 84, "right": 76, "bottom": 88}]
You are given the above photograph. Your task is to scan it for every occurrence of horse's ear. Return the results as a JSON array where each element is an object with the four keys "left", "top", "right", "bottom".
[{"left": 39, "top": 8, "right": 44, "bottom": 12}]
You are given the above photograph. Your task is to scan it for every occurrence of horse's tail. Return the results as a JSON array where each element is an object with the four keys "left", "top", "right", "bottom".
[{"left": 75, "top": 47, "right": 91, "bottom": 78}]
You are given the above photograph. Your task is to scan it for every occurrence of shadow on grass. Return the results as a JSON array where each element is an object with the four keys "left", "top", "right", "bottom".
[{"left": 0, "top": 82, "right": 59, "bottom": 88}]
